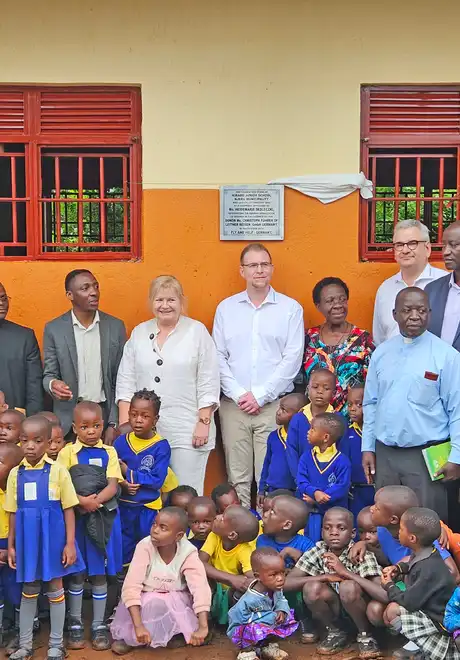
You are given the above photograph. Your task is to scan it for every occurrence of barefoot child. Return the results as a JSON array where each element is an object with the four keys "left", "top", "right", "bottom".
[
  {"left": 188, "top": 496, "right": 216, "bottom": 551},
  {"left": 5, "top": 415, "right": 84, "bottom": 660},
  {"left": 200, "top": 505, "right": 259, "bottom": 625},
  {"left": 286, "top": 369, "right": 337, "bottom": 483},
  {"left": 258, "top": 394, "right": 307, "bottom": 504},
  {"left": 228, "top": 548, "right": 298, "bottom": 660},
  {"left": 110, "top": 506, "right": 211, "bottom": 655},
  {"left": 297, "top": 413, "right": 351, "bottom": 541},
  {"left": 58, "top": 401, "right": 123, "bottom": 651},
  {"left": 0, "top": 410, "right": 25, "bottom": 445},
  {"left": 340, "top": 384, "right": 374, "bottom": 522},
  {"left": 382, "top": 507, "right": 458, "bottom": 660},
  {"left": 114, "top": 390, "right": 171, "bottom": 567}
]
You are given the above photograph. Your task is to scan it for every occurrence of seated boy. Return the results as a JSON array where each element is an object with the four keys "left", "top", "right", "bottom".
[
  {"left": 188, "top": 496, "right": 216, "bottom": 551},
  {"left": 382, "top": 507, "right": 458, "bottom": 660},
  {"left": 258, "top": 393, "right": 306, "bottom": 504},
  {"left": 357, "top": 506, "right": 389, "bottom": 568},
  {"left": 340, "top": 384, "right": 374, "bottom": 523},
  {"left": 0, "top": 410, "right": 25, "bottom": 444},
  {"left": 211, "top": 482, "right": 260, "bottom": 519},
  {"left": 285, "top": 507, "right": 383, "bottom": 657},
  {"left": 286, "top": 369, "right": 336, "bottom": 482},
  {"left": 199, "top": 505, "right": 259, "bottom": 625},
  {"left": 297, "top": 413, "right": 351, "bottom": 542}
]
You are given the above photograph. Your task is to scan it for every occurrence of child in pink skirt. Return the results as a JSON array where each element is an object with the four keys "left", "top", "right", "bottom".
[{"left": 110, "top": 506, "right": 211, "bottom": 655}]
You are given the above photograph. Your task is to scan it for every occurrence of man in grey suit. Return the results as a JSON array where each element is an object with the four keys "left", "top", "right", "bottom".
[
  {"left": 425, "top": 221, "right": 460, "bottom": 354},
  {"left": 0, "top": 281, "right": 43, "bottom": 415},
  {"left": 43, "top": 269, "right": 126, "bottom": 443}
]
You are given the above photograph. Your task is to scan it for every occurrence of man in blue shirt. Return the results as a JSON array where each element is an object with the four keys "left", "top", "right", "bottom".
[{"left": 362, "top": 287, "right": 460, "bottom": 520}]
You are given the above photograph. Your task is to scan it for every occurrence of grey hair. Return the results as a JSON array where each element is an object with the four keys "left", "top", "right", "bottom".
[{"left": 393, "top": 219, "right": 430, "bottom": 243}]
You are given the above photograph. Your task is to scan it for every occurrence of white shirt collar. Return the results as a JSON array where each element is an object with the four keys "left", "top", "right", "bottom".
[
  {"left": 448, "top": 272, "right": 460, "bottom": 290},
  {"left": 71, "top": 310, "right": 100, "bottom": 331},
  {"left": 395, "top": 262, "right": 432, "bottom": 285},
  {"left": 237, "top": 286, "right": 277, "bottom": 306}
]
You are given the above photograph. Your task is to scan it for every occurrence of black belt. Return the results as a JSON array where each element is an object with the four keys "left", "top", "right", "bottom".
[{"left": 377, "top": 438, "right": 449, "bottom": 452}]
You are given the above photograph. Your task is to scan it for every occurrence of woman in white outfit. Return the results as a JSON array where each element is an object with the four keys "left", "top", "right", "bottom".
[{"left": 116, "top": 275, "right": 220, "bottom": 494}]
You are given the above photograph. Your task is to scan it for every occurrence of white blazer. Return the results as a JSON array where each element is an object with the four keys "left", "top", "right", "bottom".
[{"left": 116, "top": 316, "right": 220, "bottom": 451}]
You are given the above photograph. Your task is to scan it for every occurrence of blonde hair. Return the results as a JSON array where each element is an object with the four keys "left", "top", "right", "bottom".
[{"left": 148, "top": 275, "right": 186, "bottom": 313}]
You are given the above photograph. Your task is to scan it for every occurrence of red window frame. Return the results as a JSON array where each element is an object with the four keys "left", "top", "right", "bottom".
[
  {"left": 360, "top": 85, "right": 460, "bottom": 262},
  {"left": 0, "top": 85, "right": 142, "bottom": 261}
]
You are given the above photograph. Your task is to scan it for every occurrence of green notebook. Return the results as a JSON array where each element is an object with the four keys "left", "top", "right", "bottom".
[{"left": 422, "top": 441, "right": 451, "bottom": 481}]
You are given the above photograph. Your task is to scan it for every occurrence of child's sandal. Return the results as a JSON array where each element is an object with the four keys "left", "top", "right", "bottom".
[
  {"left": 67, "top": 618, "right": 85, "bottom": 650},
  {"left": 47, "top": 646, "right": 67, "bottom": 660},
  {"left": 91, "top": 624, "right": 111, "bottom": 651},
  {"left": 9, "top": 649, "right": 33, "bottom": 660}
]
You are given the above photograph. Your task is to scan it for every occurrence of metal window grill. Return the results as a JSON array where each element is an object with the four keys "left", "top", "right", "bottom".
[
  {"left": 360, "top": 86, "right": 460, "bottom": 261},
  {"left": 0, "top": 86, "right": 141, "bottom": 261}
]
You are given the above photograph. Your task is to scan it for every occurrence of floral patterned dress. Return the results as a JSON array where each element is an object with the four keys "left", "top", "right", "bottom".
[{"left": 303, "top": 325, "right": 375, "bottom": 415}]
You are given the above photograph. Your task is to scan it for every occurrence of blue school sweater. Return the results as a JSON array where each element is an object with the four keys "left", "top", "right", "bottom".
[
  {"left": 257, "top": 533, "right": 314, "bottom": 568},
  {"left": 259, "top": 428, "right": 296, "bottom": 493},
  {"left": 114, "top": 432, "right": 171, "bottom": 506},
  {"left": 340, "top": 423, "right": 367, "bottom": 485},
  {"left": 296, "top": 446, "right": 351, "bottom": 514},
  {"left": 377, "top": 526, "right": 451, "bottom": 564},
  {"left": 286, "top": 404, "right": 335, "bottom": 482}
]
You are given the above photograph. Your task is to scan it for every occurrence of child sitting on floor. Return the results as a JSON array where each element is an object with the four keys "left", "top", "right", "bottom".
[
  {"left": 340, "top": 384, "right": 374, "bottom": 523},
  {"left": 297, "top": 413, "right": 351, "bottom": 542},
  {"left": 357, "top": 506, "right": 389, "bottom": 567},
  {"left": 382, "top": 507, "right": 458, "bottom": 660},
  {"left": 0, "top": 392, "right": 7, "bottom": 415},
  {"left": 258, "top": 394, "right": 307, "bottom": 505},
  {"left": 286, "top": 368, "right": 337, "bottom": 483},
  {"left": 285, "top": 507, "right": 383, "bottom": 657},
  {"left": 188, "top": 496, "right": 216, "bottom": 551},
  {"left": 200, "top": 505, "right": 259, "bottom": 625},
  {"left": 257, "top": 494, "right": 314, "bottom": 643},
  {"left": 110, "top": 507, "right": 211, "bottom": 655},
  {"left": 227, "top": 548, "right": 298, "bottom": 660},
  {"left": 0, "top": 410, "right": 25, "bottom": 444}
]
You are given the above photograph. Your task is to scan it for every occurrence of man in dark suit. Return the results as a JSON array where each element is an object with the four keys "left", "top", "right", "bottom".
[
  {"left": 425, "top": 221, "right": 460, "bottom": 354},
  {"left": 0, "top": 282, "right": 43, "bottom": 415},
  {"left": 43, "top": 269, "right": 126, "bottom": 443}
]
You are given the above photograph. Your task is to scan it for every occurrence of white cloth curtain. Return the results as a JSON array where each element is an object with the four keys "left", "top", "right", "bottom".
[{"left": 269, "top": 172, "right": 373, "bottom": 204}]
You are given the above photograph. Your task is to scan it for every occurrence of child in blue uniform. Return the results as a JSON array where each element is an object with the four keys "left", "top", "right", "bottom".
[
  {"left": 5, "top": 415, "right": 84, "bottom": 660},
  {"left": 258, "top": 393, "right": 306, "bottom": 505},
  {"left": 0, "top": 443, "right": 23, "bottom": 645},
  {"left": 286, "top": 369, "right": 336, "bottom": 483},
  {"left": 340, "top": 385, "right": 374, "bottom": 523},
  {"left": 188, "top": 496, "right": 216, "bottom": 551},
  {"left": 58, "top": 401, "right": 123, "bottom": 652},
  {"left": 114, "top": 389, "right": 171, "bottom": 567},
  {"left": 297, "top": 412, "right": 351, "bottom": 542}
]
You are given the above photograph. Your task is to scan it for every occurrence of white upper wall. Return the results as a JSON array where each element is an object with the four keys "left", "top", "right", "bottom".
[{"left": 2, "top": 0, "right": 460, "bottom": 186}]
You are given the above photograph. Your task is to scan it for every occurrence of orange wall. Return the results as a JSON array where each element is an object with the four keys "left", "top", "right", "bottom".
[{"left": 0, "top": 188, "right": 445, "bottom": 492}]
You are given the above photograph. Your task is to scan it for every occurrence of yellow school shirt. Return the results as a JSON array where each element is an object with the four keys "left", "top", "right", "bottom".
[
  {"left": 123, "top": 433, "right": 177, "bottom": 510},
  {"left": 302, "top": 403, "right": 334, "bottom": 422},
  {"left": 201, "top": 531, "right": 253, "bottom": 576},
  {"left": 4, "top": 456, "right": 79, "bottom": 513},
  {"left": 57, "top": 439, "right": 123, "bottom": 481},
  {"left": 0, "top": 488, "right": 9, "bottom": 539}
]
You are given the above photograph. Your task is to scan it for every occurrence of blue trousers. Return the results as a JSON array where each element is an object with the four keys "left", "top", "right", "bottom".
[{"left": 119, "top": 504, "right": 158, "bottom": 566}]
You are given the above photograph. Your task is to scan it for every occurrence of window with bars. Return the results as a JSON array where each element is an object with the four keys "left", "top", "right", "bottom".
[
  {"left": 0, "top": 86, "right": 141, "bottom": 260},
  {"left": 360, "top": 86, "right": 460, "bottom": 261}
]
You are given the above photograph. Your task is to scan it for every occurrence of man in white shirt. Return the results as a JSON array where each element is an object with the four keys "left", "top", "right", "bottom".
[
  {"left": 372, "top": 219, "right": 445, "bottom": 345},
  {"left": 212, "top": 243, "right": 304, "bottom": 507},
  {"left": 43, "top": 270, "right": 126, "bottom": 442}
]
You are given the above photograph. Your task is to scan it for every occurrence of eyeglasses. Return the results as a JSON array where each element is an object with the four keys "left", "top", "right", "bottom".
[
  {"left": 393, "top": 240, "right": 427, "bottom": 252},
  {"left": 242, "top": 262, "right": 273, "bottom": 271}
]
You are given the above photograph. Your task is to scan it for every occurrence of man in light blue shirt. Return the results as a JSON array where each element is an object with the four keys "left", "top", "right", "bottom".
[{"left": 362, "top": 287, "right": 460, "bottom": 520}]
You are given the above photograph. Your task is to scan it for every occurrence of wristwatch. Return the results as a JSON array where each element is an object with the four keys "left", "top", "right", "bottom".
[
  {"left": 199, "top": 417, "right": 211, "bottom": 426},
  {"left": 107, "top": 422, "right": 117, "bottom": 429}
]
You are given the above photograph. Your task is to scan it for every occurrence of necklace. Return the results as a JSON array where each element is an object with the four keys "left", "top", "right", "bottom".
[{"left": 319, "top": 322, "right": 352, "bottom": 350}]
